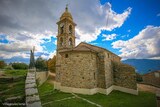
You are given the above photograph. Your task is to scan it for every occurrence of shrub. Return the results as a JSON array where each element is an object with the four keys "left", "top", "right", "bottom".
[
  {"left": 11, "top": 63, "right": 28, "bottom": 70},
  {"left": 35, "top": 56, "right": 48, "bottom": 71},
  {"left": 0, "top": 60, "right": 7, "bottom": 69}
]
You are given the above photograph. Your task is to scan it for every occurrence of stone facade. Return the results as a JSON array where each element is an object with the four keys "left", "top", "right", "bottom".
[
  {"left": 55, "top": 7, "right": 138, "bottom": 95},
  {"left": 142, "top": 70, "right": 160, "bottom": 87}
]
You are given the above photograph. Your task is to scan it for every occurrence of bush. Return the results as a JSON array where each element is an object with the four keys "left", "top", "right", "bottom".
[
  {"left": 0, "top": 60, "right": 7, "bottom": 69},
  {"left": 11, "top": 63, "right": 28, "bottom": 70},
  {"left": 48, "top": 55, "right": 56, "bottom": 73},
  {"left": 35, "top": 56, "right": 48, "bottom": 71},
  {"left": 4, "top": 65, "right": 14, "bottom": 70}
]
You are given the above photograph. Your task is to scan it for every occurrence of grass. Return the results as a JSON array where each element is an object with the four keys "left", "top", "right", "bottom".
[
  {"left": 4, "top": 69, "right": 27, "bottom": 76},
  {"left": 0, "top": 69, "right": 26, "bottom": 105},
  {"left": 0, "top": 78, "right": 25, "bottom": 99},
  {"left": 44, "top": 98, "right": 97, "bottom": 107},
  {"left": 39, "top": 80, "right": 157, "bottom": 107},
  {"left": 79, "top": 91, "right": 157, "bottom": 107},
  {"left": 38, "top": 81, "right": 54, "bottom": 95}
]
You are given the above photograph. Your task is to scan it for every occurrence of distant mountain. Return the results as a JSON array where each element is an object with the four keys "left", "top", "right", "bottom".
[
  {"left": 122, "top": 59, "right": 160, "bottom": 74},
  {"left": 2, "top": 57, "right": 29, "bottom": 64}
]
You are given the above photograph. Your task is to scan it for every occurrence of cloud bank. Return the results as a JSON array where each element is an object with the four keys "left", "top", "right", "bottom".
[
  {"left": 0, "top": 0, "right": 131, "bottom": 61},
  {"left": 112, "top": 26, "right": 160, "bottom": 59}
]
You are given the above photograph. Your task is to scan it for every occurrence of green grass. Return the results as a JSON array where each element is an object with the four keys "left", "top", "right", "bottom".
[
  {"left": 39, "top": 80, "right": 157, "bottom": 107},
  {"left": 38, "top": 81, "right": 54, "bottom": 95},
  {"left": 0, "top": 79, "right": 25, "bottom": 99},
  {"left": 0, "top": 69, "right": 26, "bottom": 103},
  {"left": 44, "top": 98, "right": 97, "bottom": 107},
  {"left": 4, "top": 69, "right": 27, "bottom": 76},
  {"left": 79, "top": 91, "right": 157, "bottom": 107}
]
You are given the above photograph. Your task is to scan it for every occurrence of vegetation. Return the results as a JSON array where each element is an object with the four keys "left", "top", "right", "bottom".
[
  {"left": 0, "top": 60, "right": 7, "bottom": 69},
  {"left": 4, "top": 69, "right": 27, "bottom": 76},
  {"left": 11, "top": 62, "right": 28, "bottom": 69},
  {"left": 48, "top": 55, "right": 56, "bottom": 73},
  {"left": 136, "top": 73, "right": 143, "bottom": 82},
  {"left": 0, "top": 69, "right": 27, "bottom": 106},
  {"left": 79, "top": 91, "right": 156, "bottom": 107},
  {"left": 35, "top": 56, "right": 48, "bottom": 71},
  {"left": 38, "top": 80, "right": 157, "bottom": 107}
]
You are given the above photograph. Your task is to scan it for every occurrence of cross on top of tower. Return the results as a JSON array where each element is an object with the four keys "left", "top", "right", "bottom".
[{"left": 65, "top": 4, "right": 68, "bottom": 12}]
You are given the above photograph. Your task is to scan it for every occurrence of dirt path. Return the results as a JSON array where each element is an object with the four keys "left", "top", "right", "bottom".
[
  {"left": 138, "top": 83, "right": 160, "bottom": 93},
  {"left": 47, "top": 71, "right": 55, "bottom": 85}
]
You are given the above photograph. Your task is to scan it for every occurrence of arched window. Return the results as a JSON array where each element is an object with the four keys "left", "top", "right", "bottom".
[
  {"left": 65, "top": 54, "right": 68, "bottom": 58},
  {"left": 69, "top": 25, "right": 72, "bottom": 34},
  {"left": 108, "top": 53, "right": 109, "bottom": 58},
  {"left": 60, "top": 26, "right": 64, "bottom": 34},
  {"left": 60, "top": 37, "right": 63, "bottom": 46},
  {"left": 69, "top": 38, "right": 72, "bottom": 46}
]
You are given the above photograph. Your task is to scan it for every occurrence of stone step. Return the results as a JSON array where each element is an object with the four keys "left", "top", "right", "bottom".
[{"left": 26, "top": 88, "right": 38, "bottom": 96}]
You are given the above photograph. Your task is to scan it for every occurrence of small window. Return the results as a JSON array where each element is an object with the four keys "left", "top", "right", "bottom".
[
  {"left": 108, "top": 53, "right": 109, "bottom": 58},
  {"left": 94, "top": 72, "right": 96, "bottom": 80},
  {"left": 60, "top": 26, "right": 64, "bottom": 34},
  {"left": 69, "top": 25, "right": 72, "bottom": 34},
  {"left": 60, "top": 37, "right": 63, "bottom": 46},
  {"left": 155, "top": 72, "right": 160, "bottom": 78},
  {"left": 69, "top": 38, "right": 72, "bottom": 46},
  {"left": 65, "top": 54, "right": 68, "bottom": 58}
]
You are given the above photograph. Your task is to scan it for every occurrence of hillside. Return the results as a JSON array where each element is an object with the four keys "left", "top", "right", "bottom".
[{"left": 122, "top": 59, "right": 160, "bottom": 74}]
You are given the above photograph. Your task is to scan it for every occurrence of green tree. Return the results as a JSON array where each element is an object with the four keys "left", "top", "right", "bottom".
[
  {"left": 11, "top": 62, "right": 28, "bottom": 69},
  {"left": 0, "top": 60, "right": 6, "bottom": 69},
  {"left": 35, "top": 56, "right": 48, "bottom": 71},
  {"left": 136, "top": 73, "right": 143, "bottom": 82},
  {"left": 48, "top": 55, "right": 56, "bottom": 73}
]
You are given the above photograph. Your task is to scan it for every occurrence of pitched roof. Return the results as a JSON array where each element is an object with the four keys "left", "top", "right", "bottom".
[
  {"left": 76, "top": 42, "right": 120, "bottom": 57},
  {"left": 59, "top": 42, "right": 120, "bottom": 58},
  {"left": 143, "top": 70, "right": 160, "bottom": 76}
]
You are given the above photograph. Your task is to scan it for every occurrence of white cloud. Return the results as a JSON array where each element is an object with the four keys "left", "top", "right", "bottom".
[
  {"left": 53, "top": 40, "right": 57, "bottom": 46},
  {"left": 0, "top": 0, "right": 132, "bottom": 61},
  {"left": 157, "top": 13, "right": 160, "bottom": 17},
  {"left": 74, "top": 2, "right": 131, "bottom": 43},
  {"left": 102, "top": 33, "right": 117, "bottom": 41},
  {"left": 0, "top": 51, "right": 29, "bottom": 59},
  {"left": 127, "top": 29, "right": 131, "bottom": 32},
  {"left": 112, "top": 26, "right": 160, "bottom": 59},
  {"left": 48, "top": 50, "right": 56, "bottom": 59}
]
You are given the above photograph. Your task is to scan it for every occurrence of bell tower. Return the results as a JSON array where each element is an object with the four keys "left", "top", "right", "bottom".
[
  {"left": 56, "top": 5, "right": 76, "bottom": 50},
  {"left": 55, "top": 6, "right": 76, "bottom": 83}
]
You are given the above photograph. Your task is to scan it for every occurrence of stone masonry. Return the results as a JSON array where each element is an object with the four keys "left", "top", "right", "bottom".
[
  {"left": 25, "top": 69, "right": 42, "bottom": 107},
  {"left": 54, "top": 6, "right": 138, "bottom": 95}
]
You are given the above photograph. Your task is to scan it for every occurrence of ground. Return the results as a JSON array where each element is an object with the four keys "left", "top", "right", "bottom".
[
  {"left": 0, "top": 69, "right": 27, "bottom": 106},
  {"left": 38, "top": 75, "right": 157, "bottom": 107},
  {"left": 0, "top": 70, "right": 158, "bottom": 107}
]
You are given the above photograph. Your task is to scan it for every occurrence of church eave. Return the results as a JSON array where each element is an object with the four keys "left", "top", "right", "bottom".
[{"left": 56, "top": 18, "right": 76, "bottom": 26}]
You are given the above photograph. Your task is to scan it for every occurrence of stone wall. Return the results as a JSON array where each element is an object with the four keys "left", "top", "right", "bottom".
[
  {"left": 60, "top": 51, "right": 97, "bottom": 89},
  {"left": 142, "top": 71, "right": 160, "bottom": 87},
  {"left": 104, "top": 52, "right": 114, "bottom": 88},
  {"left": 97, "top": 52, "right": 106, "bottom": 88},
  {"left": 113, "top": 62, "right": 137, "bottom": 90},
  {"left": 55, "top": 51, "right": 61, "bottom": 82},
  {"left": 25, "top": 69, "right": 42, "bottom": 107},
  {"left": 36, "top": 71, "right": 48, "bottom": 85}
]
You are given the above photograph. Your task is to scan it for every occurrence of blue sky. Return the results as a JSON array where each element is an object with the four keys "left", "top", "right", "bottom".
[{"left": 0, "top": 0, "right": 160, "bottom": 63}]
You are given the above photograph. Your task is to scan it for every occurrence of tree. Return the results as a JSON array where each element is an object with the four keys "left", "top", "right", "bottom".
[
  {"left": 136, "top": 73, "right": 143, "bottom": 82},
  {"left": 48, "top": 55, "right": 56, "bottom": 73},
  {"left": 11, "top": 62, "right": 28, "bottom": 69},
  {"left": 35, "top": 56, "right": 48, "bottom": 71},
  {"left": 0, "top": 60, "right": 6, "bottom": 69}
]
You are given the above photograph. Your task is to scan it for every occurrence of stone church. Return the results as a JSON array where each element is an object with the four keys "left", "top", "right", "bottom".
[{"left": 54, "top": 6, "right": 138, "bottom": 95}]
